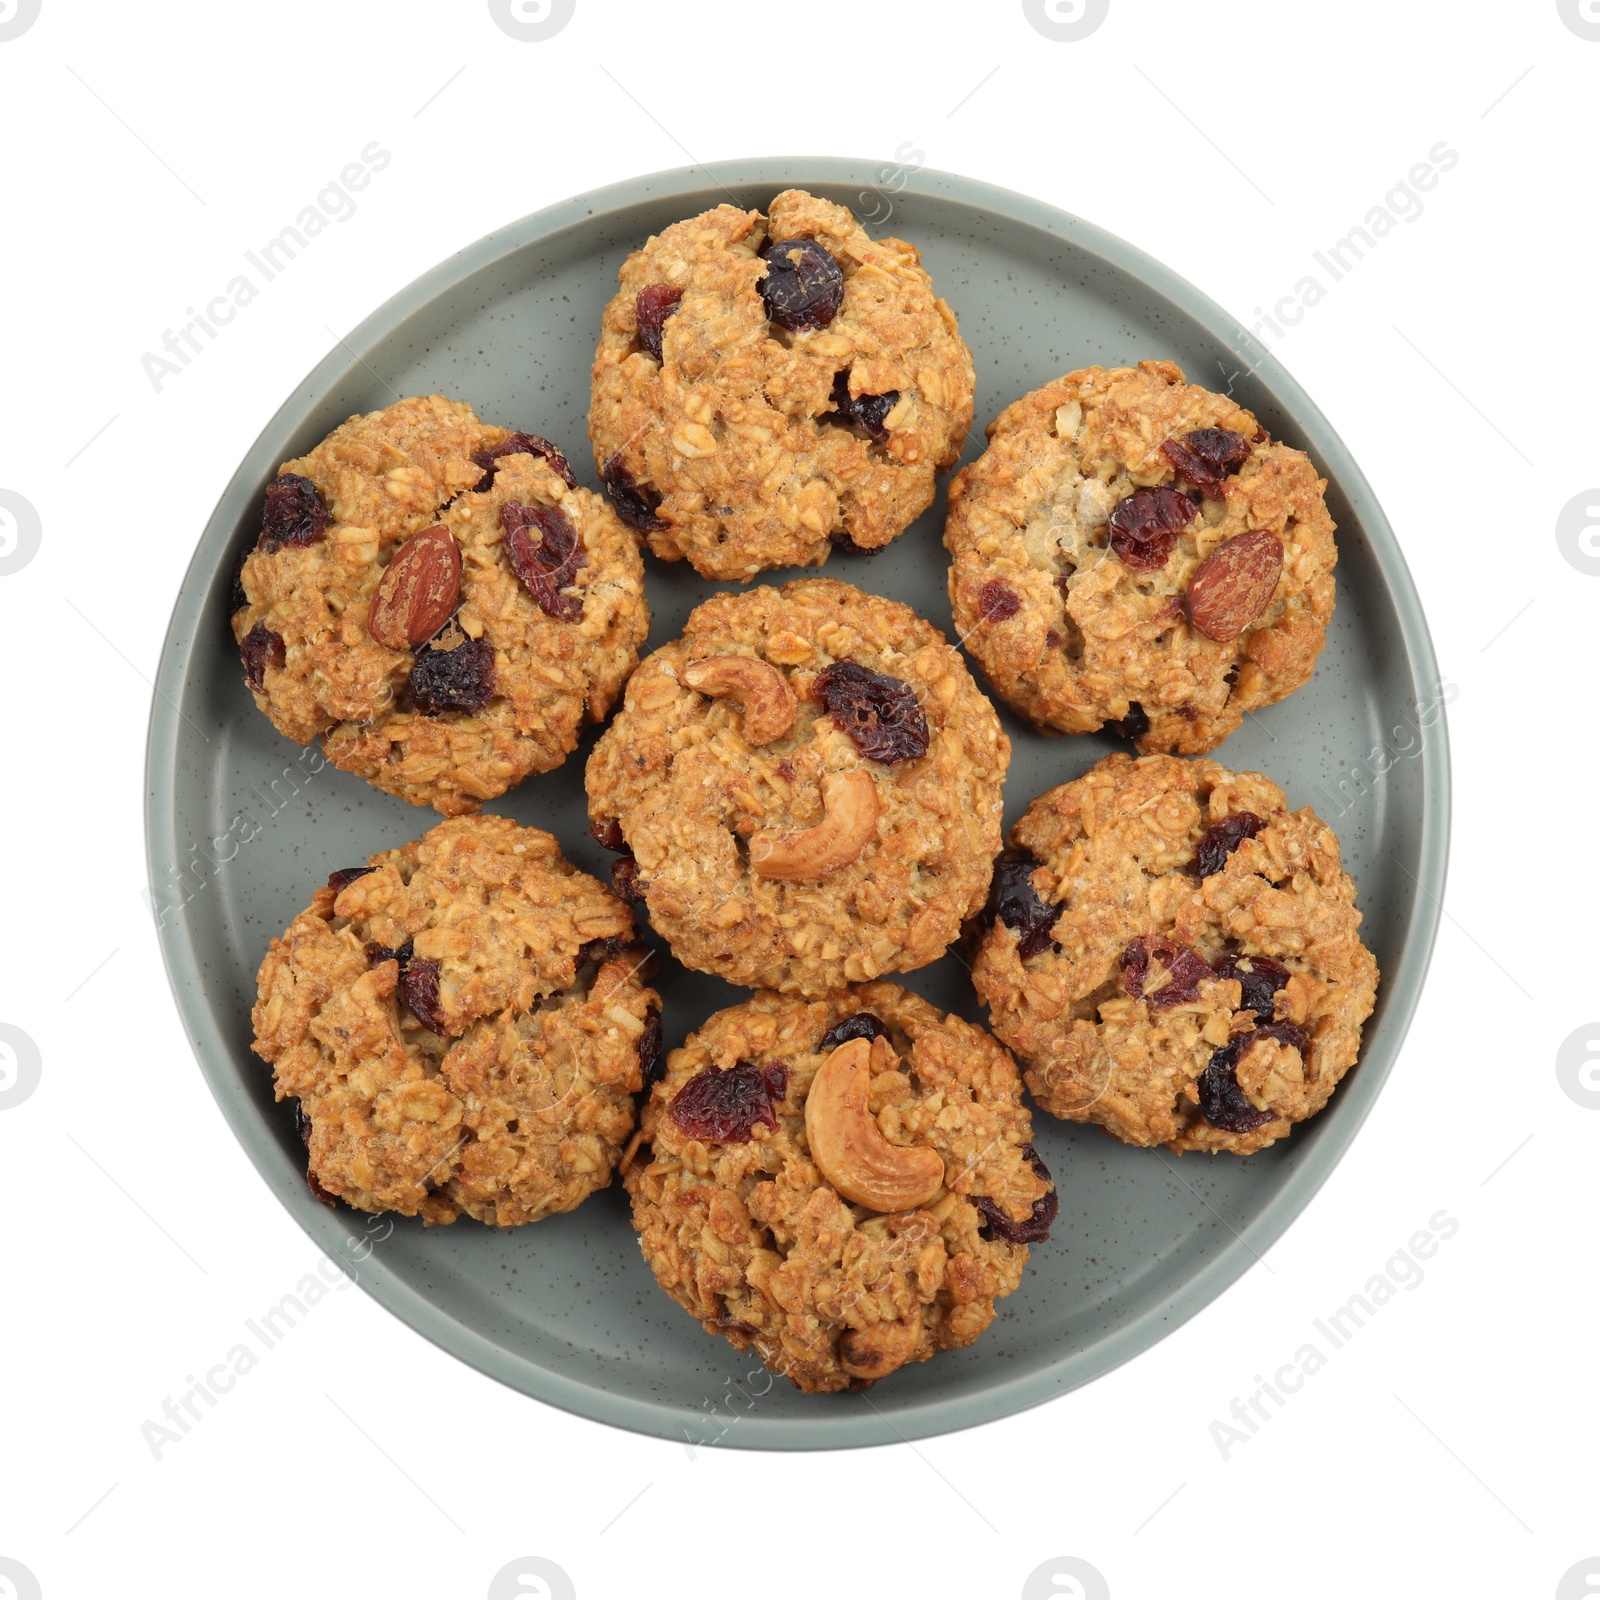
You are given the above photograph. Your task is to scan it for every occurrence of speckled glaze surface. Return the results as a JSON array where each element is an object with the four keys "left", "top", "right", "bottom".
[{"left": 145, "top": 159, "right": 1449, "bottom": 1450}]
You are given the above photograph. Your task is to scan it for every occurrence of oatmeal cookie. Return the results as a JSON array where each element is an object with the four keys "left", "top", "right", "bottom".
[
  {"left": 251, "top": 814, "right": 661, "bottom": 1225},
  {"left": 232, "top": 395, "right": 649, "bottom": 815},
  {"left": 945, "top": 361, "right": 1336, "bottom": 755},
  {"left": 969, "top": 753, "right": 1377, "bottom": 1154},
  {"left": 625, "top": 984, "right": 1056, "bottom": 1392},
  {"left": 589, "top": 188, "right": 974, "bottom": 580},
  {"left": 585, "top": 579, "right": 1009, "bottom": 994}
]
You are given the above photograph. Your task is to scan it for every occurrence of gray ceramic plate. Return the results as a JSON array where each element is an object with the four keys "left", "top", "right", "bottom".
[{"left": 146, "top": 158, "right": 1448, "bottom": 1450}]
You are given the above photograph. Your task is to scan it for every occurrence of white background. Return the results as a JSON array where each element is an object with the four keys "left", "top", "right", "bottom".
[{"left": 1, "top": 2, "right": 1594, "bottom": 1596}]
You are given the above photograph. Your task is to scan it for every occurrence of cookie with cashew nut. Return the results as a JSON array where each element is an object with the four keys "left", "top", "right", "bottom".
[
  {"left": 251, "top": 814, "right": 662, "bottom": 1225},
  {"left": 232, "top": 395, "right": 649, "bottom": 815},
  {"left": 944, "top": 361, "right": 1337, "bottom": 755},
  {"left": 588, "top": 188, "right": 975, "bottom": 580},
  {"left": 623, "top": 983, "right": 1057, "bottom": 1392},
  {"left": 585, "top": 578, "right": 1010, "bottom": 994},
  {"left": 968, "top": 753, "right": 1378, "bottom": 1154}
]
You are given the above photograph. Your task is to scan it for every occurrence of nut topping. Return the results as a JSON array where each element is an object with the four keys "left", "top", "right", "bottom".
[
  {"left": 749, "top": 770, "right": 879, "bottom": 882},
  {"left": 367, "top": 525, "right": 461, "bottom": 649},
  {"left": 1186, "top": 529, "right": 1283, "bottom": 642},
  {"left": 804, "top": 1035, "right": 945, "bottom": 1213},
  {"left": 838, "top": 1314, "right": 922, "bottom": 1382},
  {"left": 682, "top": 655, "right": 797, "bottom": 746}
]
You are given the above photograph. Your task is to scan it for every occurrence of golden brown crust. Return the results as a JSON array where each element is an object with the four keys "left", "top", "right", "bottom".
[
  {"left": 945, "top": 361, "right": 1336, "bottom": 754},
  {"left": 232, "top": 396, "right": 649, "bottom": 815},
  {"left": 969, "top": 753, "right": 1378, "bottom": 1154},
  {"left": 251, "top": 815, "right": 659, "bottom": 1224},
  {"left": 624, "top": 984, "right": 1053, "bottom": 1392},
  {"left": 589, "top": 189, "right": 974, "bottom": 580},
  {"left": 584, "top": 579, "right": 1009, "bottom": 995}
]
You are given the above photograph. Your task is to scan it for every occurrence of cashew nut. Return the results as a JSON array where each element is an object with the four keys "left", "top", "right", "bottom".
[
  {"left": 682, "top": 654, "right": 797, "bottom": 746},
  {"left": 750, "top": 771, "right": 879, "bottom": 883},
  {"left": 839, "top": 1314, "right": 923, "bottom": 1382},
  {"left": 805, "top": 1036, "right": 945, "bottom": 1212}
]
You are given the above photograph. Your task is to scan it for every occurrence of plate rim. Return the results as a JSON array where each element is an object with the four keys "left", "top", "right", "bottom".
[{"left": 144, "top": 155, "right": 1451, "bottom": 1451}]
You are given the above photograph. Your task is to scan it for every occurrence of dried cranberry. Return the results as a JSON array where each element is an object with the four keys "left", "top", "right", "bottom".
[
  {"left": 635, "top": 283, "right": 683, "bottom": 361},
  {"left": 818, "top": 1013, "right": 890, "bottom": 1053},
  {"left": 400, "top": 956, "right": 450, "bottom": 1035},
  {"left": 827, "top": 370, "right": 897, "bottom": 440},
  {"left": 1256, "top": 1019, "right": 1310, "bottom": 1056},
  {"left": 258, "top": 472, "right": 331, "bottom": 554},
  {"left": 977, "top": 1142, "right": 1058, "bottom": 1244},
  {"left": 590, "top": 817, "right": 627, "bottom": 852},
  {"left": 1107, "top": 487, "right": 1196, "bottom": 571},
  {"left": 326, "top": 866, "right": 373, "bottom": 893},
  {"left": 292, "top": 1101, "right": 314, "bottom": 1146},
  {"left": 1107, "top": 701, "right": 1150, "bottom": 741},
  {"left": 669, "top": 1059, "right": 789, "bottom": 1143},
  {"left": 502, "top": 499, "right": 584, "bottom": 621},
  {"left": 638, "top": 1004, "right": 665, "bottom": 1089},
  {"left": 1160, "top": 428, "right": 1253, "bottom": 500},
  {"left": 409, "top": 635, "right": 495, "bottom": 715},
  {"left": 1214, "top": 953, "right": 1291, "bottom": 1020},
  {"left": 472, "top": 433, "right": 578, "bottom": 492},
  {"left": 601, "top": 452, "right": 666, "bottom": 532},
  {"left": 1122, "top": 938, "right": 1213, "bottom": 1009},
  {"left": 979, "top": 581, "right": 1022, "bottom": 623},
  {"left": 983, "top": 855, "right": 1058, "bottom": 960},
  {"left": 306, "top": 1168, "right": 340, "bottom": 1206},
  {"left": 1197, "top": 1035, "right": 1275, "bottom": 1133},
  {"left": 611, "top": 855, "right": 646, "bottom": 904},
  {"left": 759, "top": 237, "right": 844, "bottom": 332},
  {"left": 1196, "top": 812, "right": 1265, "bottom": 878},
  {"left": 240, "top": 622, "right": 285, "bottom": 691},
  {"left": 365, "top": 936, "right": 412, "bottom": 969},
  {"left": 812, "top": 661, "right": 930, "bottom": 764}
]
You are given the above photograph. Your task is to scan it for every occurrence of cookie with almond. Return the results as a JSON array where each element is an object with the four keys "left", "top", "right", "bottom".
[
  {"left": 231, "top": 395, "right": 649, "bottom": 815},
  {"left": 968, "top": 753, "right": 1377, "bottom": 1155},
  {"left": 944, "top": 361, "right": 1336, "bottom": 755},
  {"left": 251, "top": 815, "right": 660, "bottom": 1225}
]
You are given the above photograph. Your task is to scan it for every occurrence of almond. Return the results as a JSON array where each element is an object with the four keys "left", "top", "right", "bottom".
[
  {"left": 367, "top": 525, "right": 461, "bottom": 650},
  {"left": 1186, "top": 530, "right": 1283, "bottom": 642}
]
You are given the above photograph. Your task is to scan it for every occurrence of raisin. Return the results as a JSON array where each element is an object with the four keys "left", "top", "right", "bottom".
[
  {"left": 1214, "top": 953, "right": 1291, "bottom": 1020},
  {"left": 326, "top": 866, "right": 373, "bottom": 893},
  {"left": 472, "top": 432, "right": 578, "bottom": 492},
  {"left": 635, "top": 283, "right": 683, "bottom": 361},
  {"left": 979, "top": 581, "right": 1021, "bottom": 623},
  {"left": 1197, "top": 1035, "right": 1275, "bottom": 1133},
  {"left": 589, "top": 817, "right": 627, "bottom": 852},
  {"left": 306, "top": 1168, "right": 340, "bottom": 1207},
  {"left": 579, "top": 934, "right": 633, "bottom": 966},
  {"left": 228, "top": 545, "right": 250, "bottom": 614},
  {"left": 601, "top": 452, "right": 666, "bottom": 532},
  {"left": 292, "top": 1101, "right": 314, "bottom": 1146},
  {"left": 1122, "top": 937, "right": 1213, "bottom": 1009},
  {"left": 409, "top": 635, "right": 495, "bottom": 714},
  {"left": 611, "top": 856, "right": 646, "bottom": 903},
  {"left": 976, "top": 1143, "right": 1058, "bottom": 1244},
  {"left": 818, "top": 1013, "right": 890, "bottom": 1053},
  {"left": 759, "top": 237, "right": 844, "bottom": 332},
  {"left": 829, "top": 528, "right": 883, "bottom": 556},
  {"left": 502, "top": 499, "right": 584, "bottom": 621},
  {"left": 258, "top": 472, "right": 331, "bottom": 554},
  {"left": 638, "top": 1004, "right": 665, "bottom": 1089},
  {"left": 983, "top": 855, "right": 1058, "bottom": 960},
  {"left": 1196, "top": 812, "right": 1265, "bottom": 878},
  {"left": 400, "top": 956, "right": 450, "bottom": 1035},
  {"left": 240, "top": 622, "right": 285, "bottom": 691},
  {"left": 1107, "top": 486, "right": 1196, "bottom": 571},
  {"left": 812, "top": 661, "right": 929, "bottom": 764},
  {"left": 365, "top": 936, "right": 413, "bottom": 969},
  {"left": 1107, "top": 701, "right": 1150, "bottom": 741},
  {"left": 827, "top": 370, "right": 897, "bottom": 440},
  {"left": 1255, "top": 1019, "right": 1310, "bottom": 1056},
  {"left": 669, "top": 1059, "right": 789, "bottom": 1143},
  {"left": 1160, "top": 428, "right": 1253, "bottom": 500}
]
